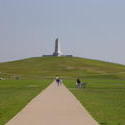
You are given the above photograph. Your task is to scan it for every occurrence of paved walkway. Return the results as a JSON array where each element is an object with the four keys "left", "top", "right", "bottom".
[{"left": 6, "top": 82, "right": 99, "bottom": 125}]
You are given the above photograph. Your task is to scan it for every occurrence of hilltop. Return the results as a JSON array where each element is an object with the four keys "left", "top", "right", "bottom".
[{"left": 0, "top": 57, "right": 125, "bottom": 80}]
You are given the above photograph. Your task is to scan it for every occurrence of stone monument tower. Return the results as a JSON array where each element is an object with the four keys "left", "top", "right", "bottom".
[
  {"left": 43, "top": 38, "right": 72, "bottom": 57},
  {"left": 53, "top": 38, "right": 63, "bottom": 56}
]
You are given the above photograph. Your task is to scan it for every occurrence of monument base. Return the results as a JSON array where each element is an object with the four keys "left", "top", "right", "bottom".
[{"left": 43, "top": 55, "right": 73, "bottom": 57}]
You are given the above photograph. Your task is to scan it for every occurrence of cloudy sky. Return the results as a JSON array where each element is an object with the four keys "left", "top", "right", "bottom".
[{"left": 0, "top": 0, "right": 125, "bottom": 64}]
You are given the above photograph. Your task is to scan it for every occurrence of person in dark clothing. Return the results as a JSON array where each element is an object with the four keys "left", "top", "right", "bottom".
[
  {"left": 76, "top": 78, "right": 81, "bottom": 88},
  {"left": 56, "top": 76, "right": 60, "bottom": 86}
]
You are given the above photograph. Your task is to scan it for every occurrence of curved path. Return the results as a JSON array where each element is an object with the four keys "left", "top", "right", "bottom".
[{"left": 6, "top": 82, "right": 99, "bottom": 125}]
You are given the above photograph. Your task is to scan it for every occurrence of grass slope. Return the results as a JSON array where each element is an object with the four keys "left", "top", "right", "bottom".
[
  {"left": 0, "top": 57, "right": 125, "bottom": 125},
  {"left": 0, "top": 80, "right": 51, "bottom": 125},
  {"left": 64, "top": 79, "right": 125, "bottom": 125},
  {"left": 0, "top": 57, "right": 125, "bottom": 80}
]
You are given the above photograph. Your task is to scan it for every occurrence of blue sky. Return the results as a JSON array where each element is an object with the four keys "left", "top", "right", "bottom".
[{"left": 0, "top": 0, "right": 125, "bottom": 64}]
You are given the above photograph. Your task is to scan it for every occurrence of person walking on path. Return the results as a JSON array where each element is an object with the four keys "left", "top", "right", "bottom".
[
  {"left": 60, "top": 78, "right": 63, "bottom": 86},
  {"left": 55, "top": 76, "right": 61, "bottom": 86}
]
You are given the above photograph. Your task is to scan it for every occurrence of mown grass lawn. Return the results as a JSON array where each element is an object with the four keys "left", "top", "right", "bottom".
[
  {"left": 0, "top": 80, "right": 51, "bottom": 125},
  {"left": 64, "top": 79, "right": 125, "bottom": 125},
  {"left": 1, "top": 57, "right": 125, "bottom": 125}
]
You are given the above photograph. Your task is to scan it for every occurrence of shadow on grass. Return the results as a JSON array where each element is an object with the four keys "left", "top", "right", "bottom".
[
  {"left": 100, "top": 122, "right": 122, "bottom": 125},
  {"left": 100, "top": 122, "right": 107, "bottom": 125}
]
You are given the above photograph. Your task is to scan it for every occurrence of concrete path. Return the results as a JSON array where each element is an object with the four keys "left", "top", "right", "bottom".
[{"left": 6, "top": 82, "right": 99, "bottom": 125}]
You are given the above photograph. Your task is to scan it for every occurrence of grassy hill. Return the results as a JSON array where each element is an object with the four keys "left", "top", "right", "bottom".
[
  {"left": 0, "top": 56, "right": 125, "bottom": 80},
  {"left": 0, "top": 56, "right": 125, "bottom": 125}
]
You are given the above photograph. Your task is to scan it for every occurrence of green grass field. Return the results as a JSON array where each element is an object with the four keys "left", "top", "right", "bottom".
[
  {"left": 0, "top": 56, "right": 125, "bottom": 125},
  {"left": 64, "top": 79, "right": 125, "bottom": 125},
  {"left": 0, "top": 57, "right": 125, "bottom": 80},
  {"left": 0, "top": 80, "right": 51, "bottom": 125}
]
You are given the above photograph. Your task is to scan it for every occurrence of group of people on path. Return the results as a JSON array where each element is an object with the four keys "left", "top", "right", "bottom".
[
  {"left": 55, "top": 76, "right": 86, "bottom": 88},
  {"left": 55, "top": 76, "right": 62, "bottom": 86}
]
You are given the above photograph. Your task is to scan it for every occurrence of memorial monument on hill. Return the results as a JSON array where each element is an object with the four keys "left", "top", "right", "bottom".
[
  {"left": 53, "top": 38, "right": 63, "bottom": 56},
  {"left": 43, "top": 38, "right": 72, "bottom": 57}
]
